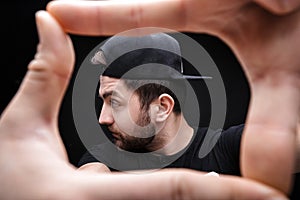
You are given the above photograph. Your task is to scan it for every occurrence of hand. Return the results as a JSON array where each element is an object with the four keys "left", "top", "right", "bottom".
[
  {"left": 47, "top": 0, "right": 300, "bottom": 194},
  {"left": 0, "top": 10, "right": 288, "bottom": 200},
  {"left": 46, "top": 0, "right": 300, "bottom": 83},
  {"left": 78, "top": 162, "right": 112, "bottom": 174},
  {"left": 254, "top": 0, "right": 300, "bottom": 14}
]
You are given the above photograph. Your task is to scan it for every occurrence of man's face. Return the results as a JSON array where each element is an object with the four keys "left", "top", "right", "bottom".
[{"left": 98, "top": 76, "right": 155, "bottom": 152}]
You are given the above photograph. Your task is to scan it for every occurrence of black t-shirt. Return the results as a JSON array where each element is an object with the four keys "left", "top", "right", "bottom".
[{"left": 78, "top": 124, "right": 244, "bottom": 176}]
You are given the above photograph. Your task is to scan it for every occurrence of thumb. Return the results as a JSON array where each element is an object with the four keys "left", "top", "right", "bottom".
[
  {"left": 254, "top": 0, "right": 300, "bottom": 15},
  {"left": 1, "top": 10, "right": 74, "bottom": 128},
  {"left": 77, "top": 162, "right": 111, "bottom": 174}
]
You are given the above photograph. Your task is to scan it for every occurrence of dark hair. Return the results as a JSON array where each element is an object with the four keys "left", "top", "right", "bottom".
[
  {"left": 91, "top": 48, "right": 187, "bottom": 114},
  {"left": 123, "top": 79, "right": 185, "bottom": 115}
]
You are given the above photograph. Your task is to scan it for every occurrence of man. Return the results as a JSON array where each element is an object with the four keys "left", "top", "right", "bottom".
[
  {"left": 1, "top": 0, "right": 299, "bottom": 199},
  {"left": 78, "top": 32, "right": 243, "bottom": 176}
]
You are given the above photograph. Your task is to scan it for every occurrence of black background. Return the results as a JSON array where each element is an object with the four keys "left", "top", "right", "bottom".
[{"left": 4, "top": 0, "right": 298, "bottom": 198}]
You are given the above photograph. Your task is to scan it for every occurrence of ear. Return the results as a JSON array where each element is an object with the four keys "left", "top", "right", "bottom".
[{"left": 150, "top": 94, "right": 174, "bottom": 123}]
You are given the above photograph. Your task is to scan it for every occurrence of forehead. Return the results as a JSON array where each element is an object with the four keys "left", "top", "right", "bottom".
[{"left": 99, "top": 76, "right": 130, "bottom": 97}]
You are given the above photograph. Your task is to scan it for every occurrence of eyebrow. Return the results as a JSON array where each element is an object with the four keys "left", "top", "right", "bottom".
[
  {"left": 101, "top": 91, "right": 112, "bottom": 99},
  {"left": 100, "top": 90, "right": 123, "bottom": 100}
]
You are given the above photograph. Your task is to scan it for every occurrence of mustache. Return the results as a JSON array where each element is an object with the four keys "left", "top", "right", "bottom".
[{"left": 107, "top": 125, "right": 120, "bottom": 134}]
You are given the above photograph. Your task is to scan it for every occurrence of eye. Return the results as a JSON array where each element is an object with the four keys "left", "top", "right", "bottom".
[{"left": 110, "top": 99, "right": 121, "bottom": 108}]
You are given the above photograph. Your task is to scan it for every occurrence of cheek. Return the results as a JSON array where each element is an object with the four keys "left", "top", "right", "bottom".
[
  {"left": 128, "top": 105, "right": 140, "bottom": 123},
  {"left": 123, "top": 94, "right": 141, "bottom": 125},
  {"left": 113, "top": 94, "right": 142, "bottom": 136},
  {"left": 113, "top": 108, "right": 139, "bottom": 136},
  {"left": 129, "top": 94, "right": 142, "bottom": 121}
]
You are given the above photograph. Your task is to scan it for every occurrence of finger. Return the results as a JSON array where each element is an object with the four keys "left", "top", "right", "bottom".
[
  {"left": 77, "top": 162, "right": 111, "bottom": 174},
  {"left": 241, "top": 82, "right": 300, "bottom": 194},
  {"left": 46, "top": 0, "right": 187, "bottom": 36},
  {"left": 1, "top": 11, "right": 74, "bottom": 128},
  {"left": 254, "top": 0, "right": 300, "bottom": 15},
  {"left": 77, "top": 169, "right": 288, "bottom": 200},
  {"left": 296, "top": 121, "right": 300, "bottom": 172}
]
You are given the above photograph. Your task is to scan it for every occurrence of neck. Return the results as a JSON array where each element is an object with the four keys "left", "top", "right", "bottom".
[{"left": 148, "top": 114, "right": 194, "bottom": 155}]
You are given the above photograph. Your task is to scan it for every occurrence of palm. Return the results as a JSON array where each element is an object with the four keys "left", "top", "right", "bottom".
[
  {"left": 183, "top": 0, "right": 300, "bottom": 82},
  {"left": 0, "top": 1, "right": 299, "bottom": 199},
  {"left": 217, "top": 4, "right": 300, "bottom": 81}
]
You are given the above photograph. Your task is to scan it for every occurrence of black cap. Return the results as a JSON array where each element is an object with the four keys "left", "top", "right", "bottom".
[{"left": 91, "top": 32, "right": 212, "bottom": 80}]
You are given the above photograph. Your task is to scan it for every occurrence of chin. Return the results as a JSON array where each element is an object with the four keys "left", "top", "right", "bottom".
[{"left": 114, "top": 140, "right": 125, "bottom": 149}]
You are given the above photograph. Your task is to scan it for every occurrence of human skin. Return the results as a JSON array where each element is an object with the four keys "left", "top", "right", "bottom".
[
  {"left": 0, "top": 0, "right": 299, "bottom": 199},
  {"left": 47, "top": 0, "right": 300, "bottom": 194}
]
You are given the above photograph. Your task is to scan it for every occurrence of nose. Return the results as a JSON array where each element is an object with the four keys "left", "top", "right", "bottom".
[{"left": 99, "top": 104, "right": 114, "bottom": 125}]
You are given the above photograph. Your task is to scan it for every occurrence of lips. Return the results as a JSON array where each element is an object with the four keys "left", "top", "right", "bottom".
[
  {"left": 108, "top": 126, "right": 123, "bottom": 140},
  {"left": 112, "top": 133, "right": 121, "bottom": 139}
]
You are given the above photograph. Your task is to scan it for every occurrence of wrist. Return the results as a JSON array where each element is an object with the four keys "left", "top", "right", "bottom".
[
  {"left": 242, "top": 72, "right": 299, "bottom": 193},
  {"left": 248, "top": 73, "right": 300, "bottom": 130}
]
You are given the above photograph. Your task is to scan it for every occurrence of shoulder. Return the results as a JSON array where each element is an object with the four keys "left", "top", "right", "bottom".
[
  {"left": 77, "top": 142, "right": 112, "bottom": 167},
  {"left": 218, "top": 124, "right": 244, "bottom": 144},
  {"left": 222, "top": 124, "right": 244, "bottom": 135}
]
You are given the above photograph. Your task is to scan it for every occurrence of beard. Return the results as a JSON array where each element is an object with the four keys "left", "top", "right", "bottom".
[{"left": 108, "top": 109, "right": 156, "bottom": 153}]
